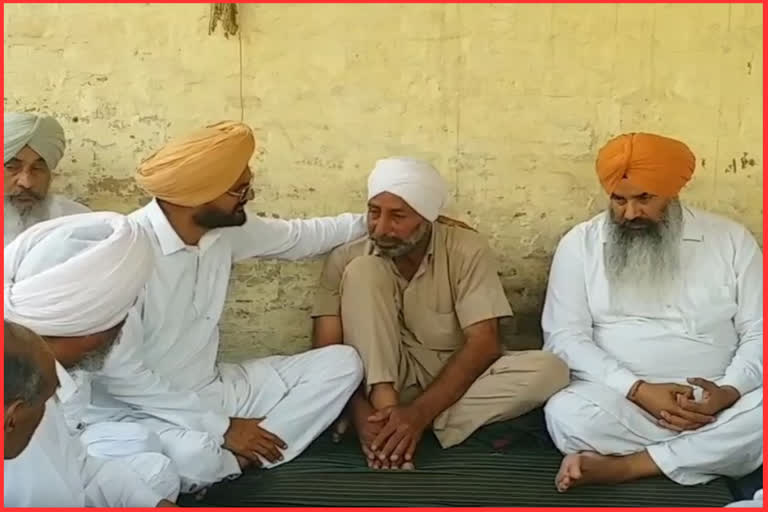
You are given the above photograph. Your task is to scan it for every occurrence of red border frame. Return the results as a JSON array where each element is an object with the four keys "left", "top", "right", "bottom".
[{"left": 1, "top": 1, "right": 764, "bottom": 510}]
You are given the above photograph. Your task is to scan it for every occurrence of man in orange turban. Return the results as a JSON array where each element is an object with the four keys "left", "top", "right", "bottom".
[
  {"left": 541, "top": 132, "right": 762, "bottom": 491},
  {"left": 136, "top": 121, "right": 256, "bottom": 211},
  {"left": 89, "top": 121, "right": 370, "bottom": 493}
]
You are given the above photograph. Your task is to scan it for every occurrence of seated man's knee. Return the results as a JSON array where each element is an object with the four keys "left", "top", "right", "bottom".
[
  {"left": 126, "top": 452, "right": 181, "bottom": 500},
  {"left": 544, "top": 389, "right": 590, "bottom": 449},
  {"left": 316, "top": 344, "right": 364, "bottom": 383},
  {"left": 526, "top": 351, "right": 570, "bottom": 403},
  {"left": 161, "top": 429, "right": 224, "bottom": 471},
  {"left": 539, "top": 352, "right": 570, "bottom": 396},
  {"left": 342, "top": 255, "right": 393, "bottom": 287},
  {"left": 82, "top": 421, "right": 163, "bottom": 457}
]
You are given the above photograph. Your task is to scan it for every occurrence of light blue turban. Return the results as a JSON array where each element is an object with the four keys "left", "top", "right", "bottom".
[{"left": 4, "top": 112, "right": 66, "bottom": 170}]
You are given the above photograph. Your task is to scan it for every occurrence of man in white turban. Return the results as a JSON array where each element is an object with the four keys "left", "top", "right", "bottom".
[
  {"left": 4, "top": 112, "right": 89, "bottom": 247},
  {"left": 4, "top": 212, "right": 179, "bottom": 507},
  {"left": 311, "top": 156, "right": 569, "bottom": 469}
]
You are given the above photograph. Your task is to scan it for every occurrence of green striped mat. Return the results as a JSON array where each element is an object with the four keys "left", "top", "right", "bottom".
[{"left": 181, "top": 410, "right": 733, "bottom": 507}]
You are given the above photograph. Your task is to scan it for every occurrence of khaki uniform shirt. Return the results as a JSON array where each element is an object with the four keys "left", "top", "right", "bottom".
[{"left": 312, "top": 222, "right": 513, "bottom": 356}]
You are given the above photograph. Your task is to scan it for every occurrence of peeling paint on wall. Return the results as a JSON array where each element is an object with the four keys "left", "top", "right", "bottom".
[{"left": 4, "top": 3, "right": 763, "bottom": 361}]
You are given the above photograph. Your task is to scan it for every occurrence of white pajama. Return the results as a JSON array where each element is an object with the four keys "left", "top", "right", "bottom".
[
  {"left": 55, "top": 362, "right": 181, "bottom": 502},
  {"left": 138, "top": 346, "right": 362, "bottom": 493},
  {"left": 542, "top": 207, "right": 763, "bottom": 485},
  {"left": 3, "top": 399, "right": 175, "bottom": 507},
  {"left": 545, "top": 381, "right": 763, "bottom": 485},
  {"left": 727, "top": 489, "right": 763, "bottom": 507}
]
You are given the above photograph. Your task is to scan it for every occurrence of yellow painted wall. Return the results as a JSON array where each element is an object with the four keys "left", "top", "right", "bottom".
[{"left": 4, "top": 3, "right": 763, "bottom": 360}]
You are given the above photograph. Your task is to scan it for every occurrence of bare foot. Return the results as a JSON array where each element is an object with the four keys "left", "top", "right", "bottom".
[
  {"left": 555, "top": 453, "right": 584, "bottom": 492},
  {"left": 555, "top": 451, "right": 660, "bottom": 492},
  {"left": 332, "top": 416, "right": 350, "bottom": 443}
]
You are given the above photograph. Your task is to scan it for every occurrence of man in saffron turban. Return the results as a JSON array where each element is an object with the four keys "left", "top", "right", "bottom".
[
  {"left": 541, "top": 133, "right": 762, "bottom": 490},
  {"left": 92, "top": 121, "right": 366, "bottom": 493}
]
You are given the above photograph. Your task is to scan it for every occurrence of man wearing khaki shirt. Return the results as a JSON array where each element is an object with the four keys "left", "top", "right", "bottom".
[{"left": 312, "top": 156, "right": 569, "bottom": 470}]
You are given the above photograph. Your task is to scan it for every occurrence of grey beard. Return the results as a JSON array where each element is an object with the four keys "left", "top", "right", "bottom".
[
  {"left": 4, "top": 195, "right": 52, "bottom": 226},
  {"left": 72, "top": 332, "right": 120, "bottom": 374},
  {"left": 372, "top": 222, "right": 431, "bottom": 259},
  {"left": 604, "top": 199, "right": 683, "bottom": 305}
]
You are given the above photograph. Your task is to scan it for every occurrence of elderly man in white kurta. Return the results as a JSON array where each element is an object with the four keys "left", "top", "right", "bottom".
[
  {"left": 4, "top": 112, "right": 89, "bottom": 246},
  {"left": 542, "top": 133, "right": 762, "bottom": 491},
  {"left": 4, "top": 212, "right": 179, "bottom": 507},
  {"left": 89, "top": 121, "right": 365, "bottom": 494}
]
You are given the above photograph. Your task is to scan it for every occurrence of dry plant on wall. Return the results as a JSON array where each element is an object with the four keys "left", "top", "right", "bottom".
[{"left": 209, "top": 3, "right": 239, "bottom": 38}]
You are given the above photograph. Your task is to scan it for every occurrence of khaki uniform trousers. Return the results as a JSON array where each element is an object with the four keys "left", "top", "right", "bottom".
[{"left": 339, "top": 255, "right": 569, "bottom": 448}]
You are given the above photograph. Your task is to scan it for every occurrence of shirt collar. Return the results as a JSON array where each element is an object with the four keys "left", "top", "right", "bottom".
[
  {"left": 680, "top": 206, "right": 704, "bottom": 241},
  {"left": 54, "top": 361, "right": 79, "bottom": 403},
  {"left": 144, "top": 198, "right": 223, "bottom": 256},
  {"left": 599, "top": 205, "right": 703, "bottom": 243}
]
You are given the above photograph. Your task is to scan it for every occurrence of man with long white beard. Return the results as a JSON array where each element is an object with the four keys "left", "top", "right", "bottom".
[
  {"left": 542, "top": 133, "right": 763, "bottom": 491},
  {"left": 4, "top": 212, "right": 179, "bottom": 507},
  {"left": 4, "top": 112, "right": 89, "bottom": 246}
]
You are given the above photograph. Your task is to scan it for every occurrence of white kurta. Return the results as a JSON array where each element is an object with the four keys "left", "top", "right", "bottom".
[
  {"left": 89, "top": 200, "right": 366, "bottom": 493},
  {"left": 542, "top": 206, "right": 763, "bottom": 485},
  {"left": 3, "top": 397, "right": 166, "bottom": 507},
  {"left": 54, "top": 361, "right": 180, "bottom": 501},
  {"left": 3, "top": 194, "right": 90, "bottom": 247}
]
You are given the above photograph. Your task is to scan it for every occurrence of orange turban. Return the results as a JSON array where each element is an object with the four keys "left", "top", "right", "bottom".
[
  {"left": 596, "top": 133, "right": 695, "bottom": 198},
  {"left": 136, "top": 121, "right": 255, "bottom": 207}
]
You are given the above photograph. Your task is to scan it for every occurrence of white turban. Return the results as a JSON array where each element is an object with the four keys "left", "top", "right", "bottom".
[
  {"left": 367, "top": 157, "right": 448, "bottom": 222},
  {"left": 4, "top": 212, "right": 154, "bottom": 337},
  {"left": 4, "top": 112, "right": 66, "bottom": 170}
]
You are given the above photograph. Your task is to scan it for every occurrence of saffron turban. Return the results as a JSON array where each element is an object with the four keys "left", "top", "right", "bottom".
[
  {"left": 367, "top": 157, "right": 448, "bottom": 222},
  {"left": 136, "top": 121, "right": 255, "bottom": 207},
  {"left": 596, "top": 133, "right": 696, "bottom": 198},
  {"left": 4, "top": 212, "right": 154, "bottom": 337},
  {"left": 4, "top": 112, "right": 66, "bottom": 170}
]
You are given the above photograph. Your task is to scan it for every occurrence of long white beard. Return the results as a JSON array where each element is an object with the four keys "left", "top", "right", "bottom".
[
  {"left": 604, "top": 200, "right": 683, "bottom": 307},
  {"left": 4, "top": 195, "right": 54, "bottom": 230}
]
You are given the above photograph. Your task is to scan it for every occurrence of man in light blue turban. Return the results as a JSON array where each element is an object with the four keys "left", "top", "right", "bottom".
[{"left": 4, "top": 112, "right": 89, "bottom": 247}]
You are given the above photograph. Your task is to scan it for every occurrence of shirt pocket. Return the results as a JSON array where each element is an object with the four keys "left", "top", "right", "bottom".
[
  {"left": 406, "top": 309, "right": 465, "bottom": 352},
  {"left": 679, "top": 285, "right": 737, "bottom": 338}
]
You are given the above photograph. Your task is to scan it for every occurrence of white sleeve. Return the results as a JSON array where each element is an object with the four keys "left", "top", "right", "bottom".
[
  {"left": 228, "top": 213, "right": 367, "bottom": 263},
  {"left": 83, "top": 457, "right": 163, "bottom": 508},
  {"left": 542, "top": 226, "right": 640, "bottom": 396},
  {"left": 718, "top": 226, "right": 763, "bottom": 395},
  {"left": 97, "top": 309, "right": 230, "bottom": 441}
]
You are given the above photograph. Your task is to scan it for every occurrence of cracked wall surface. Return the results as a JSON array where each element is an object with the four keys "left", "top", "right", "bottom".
[{"left": 4, "top": 3, "right": 763, "bottom": 361}]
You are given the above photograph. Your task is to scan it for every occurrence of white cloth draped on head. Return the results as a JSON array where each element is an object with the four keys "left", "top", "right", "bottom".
[
  {"left": 4, "top": 212, "right": 154, "bottom": 337},
  {"left": 367, "top": 156, "right": 448, "bottom": 222},
  {"left": 4, "top": 112, "right": 66, "bottom": 170}
]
